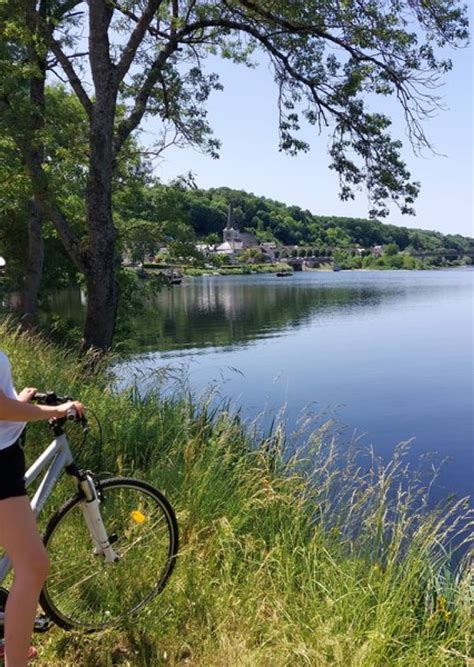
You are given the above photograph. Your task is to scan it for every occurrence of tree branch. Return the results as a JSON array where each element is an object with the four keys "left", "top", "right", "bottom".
[
  {"left": 24, "top": 2, "right": 93, "bottom": 118},
  {"left": 115, "top": 0, "right": 162, "bottom": 83},
  {"left": 113, "top": 41, "right": 179, "bottom": 156},
  {"left": 235, "top": 0, "right": 405, "bottom": 81},
  {"left": 45, "top": 34, "right": 93, "bottom": 118}
]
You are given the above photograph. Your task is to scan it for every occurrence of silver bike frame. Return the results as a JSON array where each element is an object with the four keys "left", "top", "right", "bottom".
[{"left": 0, "top": 432, "right": 119, "bottom": 597}]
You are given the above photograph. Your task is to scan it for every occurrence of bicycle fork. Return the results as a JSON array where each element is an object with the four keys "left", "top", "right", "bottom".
[{"left": 78, "top": 474, "right": 120, "bottom": 564}]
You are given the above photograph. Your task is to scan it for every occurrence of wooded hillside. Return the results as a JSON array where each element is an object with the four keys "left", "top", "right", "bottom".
[{"left": 181, "top": 186, "right": 473, "bottom": 253}]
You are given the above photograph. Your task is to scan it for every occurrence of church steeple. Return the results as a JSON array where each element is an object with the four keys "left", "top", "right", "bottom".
[
  {"left": 223, "top": 203, "right": 240, "bottom": 244},
  {"left": 226, "top": 202, "right": 234, "bottom": 230}
]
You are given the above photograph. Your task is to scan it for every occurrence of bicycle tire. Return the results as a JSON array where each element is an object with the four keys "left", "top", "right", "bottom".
[{"left": 40, "top": 477, "right": 178, "bottom": 631}]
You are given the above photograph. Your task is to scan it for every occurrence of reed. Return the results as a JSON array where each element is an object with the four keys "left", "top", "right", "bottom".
[{"left": 1, "top": 321, "right": 472, "bottom": 666}]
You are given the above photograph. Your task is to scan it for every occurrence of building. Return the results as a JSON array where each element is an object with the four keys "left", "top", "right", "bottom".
[
  {"left": 371, "top": 245, "right": 384, "bottom": 257},
  {"left": 216, "top": 204, "right": 258, "bottom": 255},
  {"left": 259, "top": 242, "right": 278, "bottom": 262}
]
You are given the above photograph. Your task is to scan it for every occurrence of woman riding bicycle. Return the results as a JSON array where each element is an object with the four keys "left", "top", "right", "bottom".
[{"left": 0, "top": 351, "right": 84, "bottom": 667}]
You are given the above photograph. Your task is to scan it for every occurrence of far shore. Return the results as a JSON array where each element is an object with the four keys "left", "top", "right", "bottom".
[{"left": 128, "top": 263, "right": 471, "bottom": 279}]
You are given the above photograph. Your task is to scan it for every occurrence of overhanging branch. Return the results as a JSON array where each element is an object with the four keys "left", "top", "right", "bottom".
[
  {"left": 46, "top": 34, "right": 93, "bottom": 118},
  {"left": 115, "top": 0, "right": 163, "bottom": 84},
  {"left": 23, "top": 3, "right": 93, "bottom": 119}
]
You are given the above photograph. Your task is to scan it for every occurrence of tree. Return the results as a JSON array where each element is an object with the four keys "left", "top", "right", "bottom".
[
  {"left": 384, "top": 242, "right": 400, "bottom": 256},
  {"left": 241, "top": 247, "right": 266, "bottom": 264},
  {"left": 325, "top": 227, "right": 351, "bottom": 249},
  {"left": 1, "top": 0, "right": 469, "bottom": 350},
  {"left": 0, "top": 132, "right": 31, "bottom": 287},
  {"left": 0, "top": 84, "right": 89, "bottom": 302},
  {"left": 115, "top": 175, "right": 192, "bottom": 265},
  {"left": 204, "top": 232, "right": 220, "bottom": 247},
  {"left": 0, "top": 0, "right": 49, "bottom": 326}
]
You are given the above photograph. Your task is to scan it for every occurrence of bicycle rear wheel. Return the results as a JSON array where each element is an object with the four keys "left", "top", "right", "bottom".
[{"left": 40, "top": 477, "right": 178, "bottom": 631}]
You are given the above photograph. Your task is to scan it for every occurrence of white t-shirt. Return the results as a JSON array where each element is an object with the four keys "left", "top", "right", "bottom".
[{"left": 0, "top": 352, "right": 26, "bottom": 450}]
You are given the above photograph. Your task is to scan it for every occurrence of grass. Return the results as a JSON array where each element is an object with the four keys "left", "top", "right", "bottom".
[
  {"left": 184, "top": 263, "right": 293, "bottom": 277},
  {"left": 1, "top": 321, "right": 472, "bottom": 666}
]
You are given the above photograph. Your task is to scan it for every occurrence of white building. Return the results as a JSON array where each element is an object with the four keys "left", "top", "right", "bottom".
[{"left": 215, "top": 204, "right": 258, "bottom": 255}]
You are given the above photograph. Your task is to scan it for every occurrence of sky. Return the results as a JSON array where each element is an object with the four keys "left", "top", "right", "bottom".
[{"left": 143, "top": 45, "right": 473, "bottom": 238}]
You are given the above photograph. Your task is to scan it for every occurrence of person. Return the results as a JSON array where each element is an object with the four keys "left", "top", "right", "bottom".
[{"left": 0, "top": 351, "right": 84, "bottom": 667}]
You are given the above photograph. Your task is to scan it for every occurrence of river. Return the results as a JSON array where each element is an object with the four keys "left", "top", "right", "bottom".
[{"left": 42, "top": 268, "right": 474, "bottom": 503}]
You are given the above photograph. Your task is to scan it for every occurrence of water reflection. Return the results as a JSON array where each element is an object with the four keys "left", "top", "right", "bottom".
[
  {"left": 137, "top": 278, "right": 394, "bottom": 352},
  {"left": 37, "top": 275, "right": 403, "bottom": 353},
  {"left": 35, "top": 271, "right": 472, "bottom": 356}
]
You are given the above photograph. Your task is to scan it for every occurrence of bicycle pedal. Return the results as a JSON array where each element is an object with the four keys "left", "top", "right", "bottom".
[{"left": 33, "top": 615, "right": 51, "bottom": 633}]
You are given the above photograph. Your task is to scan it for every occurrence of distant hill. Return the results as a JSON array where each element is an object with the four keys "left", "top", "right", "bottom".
[{"left": 181, "top": 186, "right": 473, "bottom": 254}]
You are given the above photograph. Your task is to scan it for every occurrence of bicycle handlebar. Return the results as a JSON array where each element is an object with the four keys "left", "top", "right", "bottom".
[
  {"left": 33, "top": 391, "right": 72, "bottom": 405},
  {"left": 33, "top": 392, "right": 85, "bottom": 423}
]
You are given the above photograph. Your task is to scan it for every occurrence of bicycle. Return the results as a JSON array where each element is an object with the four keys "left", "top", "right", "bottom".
[{"left": 0, "top": 391, "right": 179, "bottom": 632}]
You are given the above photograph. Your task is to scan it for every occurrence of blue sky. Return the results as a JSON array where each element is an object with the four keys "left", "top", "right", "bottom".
[{"left": 144, "top": 45, "right": 473, "bottom": 238}]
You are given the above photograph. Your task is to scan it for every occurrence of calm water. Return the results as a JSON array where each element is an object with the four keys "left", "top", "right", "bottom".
[{"left": 45, "top": 269, "right": 474, "bottom": 501}]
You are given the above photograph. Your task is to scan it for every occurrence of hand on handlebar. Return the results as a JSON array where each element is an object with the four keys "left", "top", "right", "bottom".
[
  {"left": 18, "top": 387, "right": 38, "bottom": 403},
  {"left": 56, "top": 400, "right": 86, "bottom": 421},
  {"left": 32, "top": 392, "right": 86, "bottom": 423}
]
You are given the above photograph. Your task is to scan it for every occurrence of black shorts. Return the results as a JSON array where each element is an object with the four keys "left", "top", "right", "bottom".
[{"left": 0, "top": 441, "right": 27, "bottom": 501}]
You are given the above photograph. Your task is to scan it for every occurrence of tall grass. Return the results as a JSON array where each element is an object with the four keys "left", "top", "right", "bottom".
[{"left": 1, "top": 321, "right": 472, "bottom": 666}]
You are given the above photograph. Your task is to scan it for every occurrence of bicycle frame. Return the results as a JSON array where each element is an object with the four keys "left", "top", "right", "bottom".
[{"left": 0, "top": 431, "right": 119, "bottom": 592}]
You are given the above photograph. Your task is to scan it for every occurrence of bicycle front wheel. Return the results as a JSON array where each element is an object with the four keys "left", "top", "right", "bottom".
[{"left": 40, "top": 477, "right": 178, "bottom": 631}]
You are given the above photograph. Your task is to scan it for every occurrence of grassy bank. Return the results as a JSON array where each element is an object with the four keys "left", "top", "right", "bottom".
[
  {"left": 1, "top": 323, "right": 472, "bottom": 666},
  {"left": 183, "top": 263, "right": 293, "bottom": 277}
]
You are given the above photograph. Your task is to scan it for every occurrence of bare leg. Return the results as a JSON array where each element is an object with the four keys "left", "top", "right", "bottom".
[{"left": 0, "top": 496, "right": 49, "bottom": 667}]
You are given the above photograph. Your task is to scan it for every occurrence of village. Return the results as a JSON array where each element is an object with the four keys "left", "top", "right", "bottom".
[{"left": 130, "top": 204, "right": 391, "bottom": 279}]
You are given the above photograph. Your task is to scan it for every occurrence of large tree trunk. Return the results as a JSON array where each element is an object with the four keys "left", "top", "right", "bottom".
[
  {"left": 18, "top": 199, "right": 44, "bottom": 328},
  {"left": 81, "top": 259, "right": 118, "bottom": 352},
  {"left": 17, "top": 0, "right": 47, "bottom": 329},
  {"left": 79, "top": 2, "right": 120, "bottom": 353},
  {"left": 81, "top": 97, "right": 119, "bottom": 353},
  {"left": 81, "top": 207, "right": 118, "bottom": 353}
]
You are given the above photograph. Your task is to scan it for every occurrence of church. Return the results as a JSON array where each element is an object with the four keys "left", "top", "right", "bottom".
[{"left": 215, "top": 204, "right": 259, "bottom": 256}]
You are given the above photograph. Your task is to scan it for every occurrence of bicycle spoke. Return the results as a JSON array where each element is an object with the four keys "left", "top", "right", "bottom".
[{"left": 42, "top": 479, "right": 178, "bottom": 630}]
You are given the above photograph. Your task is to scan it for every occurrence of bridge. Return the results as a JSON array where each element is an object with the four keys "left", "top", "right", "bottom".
[
  {"left": 409, "top": 249, "right": 474, "bottom": 260},
  {"left": 283, "top": 257, "right": 332, "bottom": 271},
  {"left": 278, "top": 248, "right": 474, "bottom": 269}
]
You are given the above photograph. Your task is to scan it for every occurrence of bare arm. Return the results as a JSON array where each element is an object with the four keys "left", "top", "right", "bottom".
[{"left": 0, "top": 390, "right": 84, "bottom": 423}]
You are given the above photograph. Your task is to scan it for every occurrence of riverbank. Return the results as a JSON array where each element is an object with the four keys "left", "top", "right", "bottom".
[
  {"left": 183, "top": 262, "right": 293, "bottom": 277},
  {"left": 2, "top": 322, "right": 472, "bottom": 666},
  {"left": 129, "top": 256, "right": 471, "bottom": 280}
]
